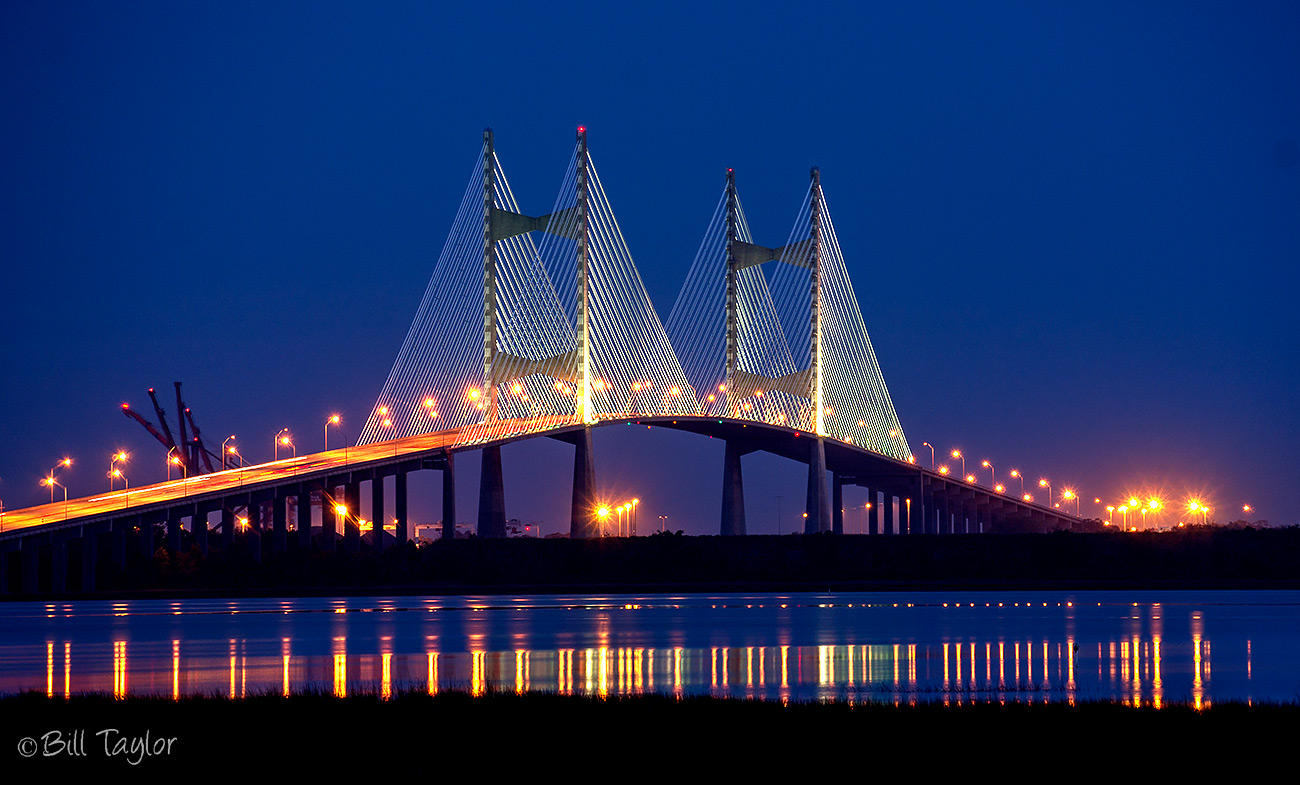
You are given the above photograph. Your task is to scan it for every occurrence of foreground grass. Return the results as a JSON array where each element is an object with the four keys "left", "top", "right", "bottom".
[{"left": 4, "top": 688, "right": 1295, "bottom": 770}]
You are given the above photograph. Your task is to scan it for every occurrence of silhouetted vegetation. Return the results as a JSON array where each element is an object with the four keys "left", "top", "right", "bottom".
[{"left": 8, "top": 525, "right": 1299, "bottom": 597}]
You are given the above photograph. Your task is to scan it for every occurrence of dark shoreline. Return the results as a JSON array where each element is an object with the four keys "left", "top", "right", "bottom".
[{"left": 5, "top": 526, "right": 1298, "bottom": 600}]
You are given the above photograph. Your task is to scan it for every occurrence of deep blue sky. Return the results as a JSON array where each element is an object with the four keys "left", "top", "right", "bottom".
[{"left": 2, "top": 2, "right": 1297, "bottom": 533}]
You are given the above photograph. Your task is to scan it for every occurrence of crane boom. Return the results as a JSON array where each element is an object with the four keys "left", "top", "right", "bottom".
[
  {"left": 121, "top": 403, "right": 174, "bottom": 452},
  {"left": 183, "top": 403, "right": 217, "bottom": 473},
  {"left": 146, "top": 388, "right": 180, "bottom": 467}
]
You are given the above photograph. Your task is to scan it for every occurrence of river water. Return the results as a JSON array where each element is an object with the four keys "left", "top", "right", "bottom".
[{"left": 2, "top": 590, "right": 1296, "bottom": 706}]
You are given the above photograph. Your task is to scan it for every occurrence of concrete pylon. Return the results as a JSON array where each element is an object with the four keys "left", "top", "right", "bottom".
[
  {"left": 442, "top": 453, "right": 457, "bottom": 540},
  {"left": 478, "top": 445, "right": 507, "bottom": 538},
  {"left": 720, "top": 439, "right": 746, "bottom": 536},
  {"left": 570, "top": 427, "right": 597, "bottom": 538},
  {"left": 805, "top": 436, "right": 830, "bottom": 533}
]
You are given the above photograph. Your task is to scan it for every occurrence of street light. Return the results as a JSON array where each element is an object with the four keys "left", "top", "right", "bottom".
[
  {"left": 1038, "top": 478, "right": 1052, "bottom": 508},
  {"left": 167, "top": 447, "right": 185, "bottom": 480},
  {"left": 597, "top": 506, "right": 611, "bottom": 537},
  {"left": 631, "top": 498, "right": 639, "bottom": 536},
  {"left": 111, "top": 468, "right": 129, "bottom": 504},
  {"left": 1009, "top": 469, "right": 1024, "bottom": 497},
  {"left": 275, "top": 428, "right": 294, "bottom": 460},
  {"left": 222, "top": 436, "right": 237, "bottom": 469},
  {"left": 325, "top": 414, "right": 341, "bottom": 451},
  {"left": 46, "top": 458, "right": 72, "bottom": 501},
  {"left": 1105, "top": 505, "right": 1115, "bottom": 526},
  {"left": 951, "top": 449, "right": 965, "bottom": 478},
  {"left": 981, "top": 459, "right": 995, "bottom": 489},
  {"left": 1061, "top": 488, "right": 1079, "bottom": 515},
  {"left": 42, "top": 475, "right": 68, "bottom": 516},
  {"left": 109, "top": 451, "right": 128, "bottom": 490},
  {"left": 921, "top": 442, "right": 935, "bottom": 470}
]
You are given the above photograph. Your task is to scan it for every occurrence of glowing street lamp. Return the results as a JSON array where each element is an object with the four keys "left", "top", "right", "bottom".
[
  {"left": 1061, "top": 488, "right": 1079, "bottom": 515},
  {"left": 1242, "top": 504, "right": 1253, "bottom": 516},
  {"left": 1009, "top": 469, "right": 1024, "bottom": 497},
  {"left": 938, "top": 465, "right": 950, "bottom": 476},
  {"left": 167, "top": 447, "right": 185, "bottom": 480},
  {"left": 921, "top": 442, "right": 935, "bottom": 470},
  {"left": 1105, "top": 505, "right": 1115, "bottom": 526},
  {"left": 631, "top": 498, "right": 640, "bottom": 536},
  {"left": 597, "top": 506, "right": 611, "bottom": 537},
  {"left": 275, "top": 428, "right": 294, "bottom": 460},
  {"left": 981, "top": 459, "right": 995, "bottom": 489},
  {"left": 1038, "top": 478, "right": 1052, "bottom": 508},
  {"left": 222, "top": 435, "right": 237, "bottom": 469},
  {"left": 46, "top": 458, "right": 72, "bottom": 501},
  {"left": 325, "top": 414, "right": 341, "bottom": 450},
  {"left": 109, "top": 451, "right": 128, "bottom": 490},
  {"left": 42, "top": 475, "right": 66, "bottom": 504},
  {"left": 951, "top": 449, "right": 965, "bottom": 478}
]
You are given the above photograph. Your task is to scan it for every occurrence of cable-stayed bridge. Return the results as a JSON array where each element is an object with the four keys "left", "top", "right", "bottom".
[{"left": 0, "top": 128, "right": 1087, "bottom": 593}]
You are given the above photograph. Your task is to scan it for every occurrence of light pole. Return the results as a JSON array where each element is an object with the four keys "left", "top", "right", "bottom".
[
  {"left": 658, "top": 515, "right": 668, "bottom": 533},
  {"left": 275, "top": 429, "right": 295, "bottom": 460},
  {"left": 1009, "top": 469, "right": 1024, "bottom": 497},
  {"left": 1106, "top": 505, "right": 1115, "bottom": 526},
  {"left": 951, "top": 449, "right": 965, "bottom": 479},
  {"left": 1061, "top": 488, "right": 1079, "bottom": 515},
  {"left": 325, "top": 414, "right": 341, "bottom": 451},
  {"left": 1118, "top": 505, "right": 1129, "bottom": 530},
  {"left": 631, "top": 498, "right": 639, "bottom": 536},
  {"left": 109, "top": 451, "right": 128, "bottom": 490},
  {"left": 597, "top": 506, "right": 611, "bottom": 537},
  {"left": 981, "top": 459, "right": 995, "bottom": 489},
  {"left": 222, "top": 436, "right": 237, "bottom": 469},
  {"left": 111, "top": 468, "right": 129, "bottom": 505},
  {"left": 42, "top": 475, "right": 67, "bottom": 515},
  {"left": 1038, "top": 478, "right": 1052, "bottom": 508},
  {"left": 167, "top": 447, "right": 185, "bottom": 480},
  {"left": 921, "top": 442, "right": 935, "bottom": 470},
  {"left": 46, "top": 458, "right": 71, "bottom": 501}
]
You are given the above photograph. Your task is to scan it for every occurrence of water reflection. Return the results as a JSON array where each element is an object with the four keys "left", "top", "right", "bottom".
[{"left": 9, "top": 592, "right": 1295, "bottom": 705}]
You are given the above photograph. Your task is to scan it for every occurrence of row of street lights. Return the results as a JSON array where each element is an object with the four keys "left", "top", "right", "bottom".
[{"left": 595, "top": 498, "right": 640, "bottom": 537}]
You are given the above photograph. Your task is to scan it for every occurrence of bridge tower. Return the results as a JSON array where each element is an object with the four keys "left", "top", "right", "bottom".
[{"left": 478, "top": 128, "right": 507, "bottom": 538}]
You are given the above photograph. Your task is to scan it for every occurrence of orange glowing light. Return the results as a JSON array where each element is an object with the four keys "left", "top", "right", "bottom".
[
  {"left": 468, "top": 389, "right": 481, "bottom": 400},
  {"left": 1023, "top": 494, "right": 1033, "bottom": 502},
  {"left": 424, "top": 398, "right": 435, "bottom": 407},
  {"left": 511, "top": 383, "right": 523, "bottom": 394},
  {"left": 994, "top": 484, "right": 1005, "bottom": 493},
  {"left": 938, "top": 466, "right": 950, "bottom": 476},
  {"left": 965, "top": 474, "right": 976, "bottom": 483},
  {"left": 330, "top": 415, "right": 341, "bottom": 424},
  {"left": 378, "top": 406, "right": 388, "bottom": 416},
  {"left": 707, "top": 394, "right": 716, "bottom": 402},
  {"left": 951, "top": 450, "right": 961, "bottom": 459},
  {"left": 382, "top": 419, "right": 392, "bottom": 428},
  {"left": 670, "top": 387, "right": 681, "bottom": 396}
]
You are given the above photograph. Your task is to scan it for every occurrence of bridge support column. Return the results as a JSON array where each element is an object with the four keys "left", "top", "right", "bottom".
[
  {"left": 22, "top": 538, "right": 40, "bottom": 594},
  {"left": 805, "top": 437, "right": 830, "bottom": 534},
  {"left": 720, "top": 439, "right": 746, "bottom": 536},
  {"left": 323, "top": 487, "right": 340, "bottom": 549},
  {"left": 832, "top": 474, "right": 844, "bottom": 535},
  {"left": 344, "top": 484, "right": 360, "bottom": 551},
  {"left": 111, "top": 521, "right": 128, "bottom": 571},
  {"left": 908, "top": 476, "right": 925, "bottom": 535},
  {"left": 478, "top": 446, "right": 507, "bottom": 539},
  {"left": 570, "top": 427, "right": 597, "bottom": 539},
  {"left": 167, "top": 508, "right": 182, "bottom": 553},
  {"left": 140, "top": 514, "right": 157, "bottom": 560},
  {"left": 372, "top": 475, "right": 387, "bottom": 550},
  {"left": 395, "top": 471, "right": 408, "bottom": 546},
  {"left": 273, "top": 493, "right": 288, "bottom": 554},
  {"left": 51, "top": 535, "right": 67, "bottom": 594},
  {"left": 442, "top": 454, "right": 457, "bottom": 540},
  {"left": 246, "top": 501, "right": 262, "bottom": 564},
  {"left": 297, "top": 486, "right": 315, "bottom": 551},
  {"left": 81, "top": 531, "right": 97, "bottom": 593},
  {"left": 195, "top": 504, "right": 210, "bottom": 557},
  {"left": 222, "top": 505, "right": 236, "bottom": 552},
  {"left": 870, "top": 490, "right": 883, "bottom": 534}
]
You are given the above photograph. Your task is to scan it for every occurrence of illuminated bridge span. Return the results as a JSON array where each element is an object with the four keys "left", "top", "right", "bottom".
[{"left": 0, "top": 128, "right": 1087, "bottom": 594}]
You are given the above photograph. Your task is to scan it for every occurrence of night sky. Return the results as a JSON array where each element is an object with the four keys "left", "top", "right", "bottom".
[{"left": 2, "top": 2, "right": 1297, "bottom": 534}]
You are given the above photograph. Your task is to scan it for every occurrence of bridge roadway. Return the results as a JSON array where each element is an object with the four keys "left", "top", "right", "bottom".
[{"left": 0, "top": 416, "right": 1088, "bottom": 593}]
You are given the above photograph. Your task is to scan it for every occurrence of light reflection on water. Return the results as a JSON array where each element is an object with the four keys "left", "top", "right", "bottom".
[{"left": 3, "top": 591, "right": 1296, "bottom": 706}]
